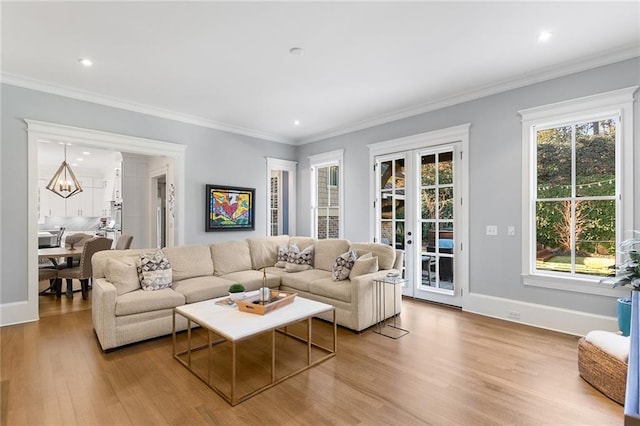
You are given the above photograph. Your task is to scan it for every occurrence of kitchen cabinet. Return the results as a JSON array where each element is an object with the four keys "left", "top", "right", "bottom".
[
  {"left": 39, "top": 174, "right": 107, "bottom": 218},
  {"left": 38, "top": 179, "right": 65, "bottom": 221}
]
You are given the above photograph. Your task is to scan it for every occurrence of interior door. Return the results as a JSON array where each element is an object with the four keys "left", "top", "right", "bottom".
[{"left": 375, "top": 144, "right": 463, "bottom": 306}]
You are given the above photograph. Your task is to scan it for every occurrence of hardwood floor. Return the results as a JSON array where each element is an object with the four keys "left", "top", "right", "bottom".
[
  {"left": 38, "top": 279, "right": 92, "bottom": 318},
  {"left": 2, "top": 297, "right": 622, "bottom": 425}
]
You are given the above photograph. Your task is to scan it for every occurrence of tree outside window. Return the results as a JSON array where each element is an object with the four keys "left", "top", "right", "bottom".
[{"left": 535, "top": 119, "right": 617, "bottom": 276}]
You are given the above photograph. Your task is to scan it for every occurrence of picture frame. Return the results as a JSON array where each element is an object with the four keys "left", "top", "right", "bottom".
[{"left": 205, "top": 184, "right": 255, "bottom": 232}]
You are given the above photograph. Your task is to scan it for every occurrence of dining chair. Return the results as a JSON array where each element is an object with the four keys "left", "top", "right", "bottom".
[
  {"left": 38, "top": 267, "right": 60, "bottom": 296},
  {"left": 62, "top": 233, "right": 94, "bottom": 267},
  {"left": 115, "top": 233, "right": 133, "bottom": 250},
  {"left": 56, "top": 237, "right": 113, "bottom": 299}
]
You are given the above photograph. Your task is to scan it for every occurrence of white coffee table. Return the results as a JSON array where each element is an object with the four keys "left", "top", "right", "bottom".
[{"left": 172, "top": 292, "right": 336, "bottom": 405}]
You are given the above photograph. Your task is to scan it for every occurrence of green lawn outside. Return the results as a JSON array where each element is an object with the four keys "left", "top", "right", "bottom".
[{"left": 536, "top": 255, "right": 615, "bottom": 276}]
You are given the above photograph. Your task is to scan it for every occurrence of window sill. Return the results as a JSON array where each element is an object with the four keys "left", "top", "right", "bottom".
[{"left": 522, "top": 273, "right": 631, "bottom": 298}]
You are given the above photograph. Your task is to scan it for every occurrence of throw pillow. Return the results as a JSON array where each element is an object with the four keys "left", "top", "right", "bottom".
[
  {"left": 275, "top": 244, "right": 290, "bottom": 268},
  {"left": 285, "top": 244, "right": 314, "bottom": 272},
  {"left": 137, "top": 249, "right": 173, "bottom": 291},
  {"left": 332, "top": 250, "right": 357, "bottom": 281},
  {"left": 105, "top": 257, "right": 140, "bottom": 296},
  {"left": 350, "top": 255, "right": 379, "bottom": 278}
]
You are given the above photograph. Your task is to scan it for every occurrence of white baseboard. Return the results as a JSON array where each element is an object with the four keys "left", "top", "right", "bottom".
[
  {"left": 463, "top": 292, "right": 618, "bottom": 337},
  {"left": 0, "top": 300, "right": 38, "bottom": 327}
]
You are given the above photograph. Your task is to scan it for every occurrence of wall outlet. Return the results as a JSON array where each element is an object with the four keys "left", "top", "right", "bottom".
[
  {"left": 508, "top": 310, "right": 520, "bottom": 320},
  {"left": 486, "top": 225, "right": 498, "bottom": 236},
  {"left": 507, "top": 226, "right": 516, "bottom": 236}
]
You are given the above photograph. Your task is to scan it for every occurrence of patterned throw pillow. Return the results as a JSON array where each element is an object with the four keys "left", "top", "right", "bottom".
[
  {"left": 137, "top": 249, "right": 173, "bottom": 291},
  {"left": 285, "top": 243, "right": 314, "bottom": 272},
  {"left": 275, "top": 244, "right": 290, "bottom": 268},
  {"left": 332, "top": 250, "right": 357, "bottom": 281}
]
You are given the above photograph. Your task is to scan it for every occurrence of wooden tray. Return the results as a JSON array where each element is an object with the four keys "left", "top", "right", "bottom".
[{"left": 236, "top": 290, "right": 297, "bottom": 315}]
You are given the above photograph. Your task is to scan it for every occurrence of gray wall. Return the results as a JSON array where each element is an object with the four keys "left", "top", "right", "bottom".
[
  {"left": 296, "top": 58, "right": 640, "bottom": 317},
  {"left": 1, "top": 59, "right": 638, "bottom": 315},
  {"left": 0, "top": 84, "right": 296, "bottom": 304}
]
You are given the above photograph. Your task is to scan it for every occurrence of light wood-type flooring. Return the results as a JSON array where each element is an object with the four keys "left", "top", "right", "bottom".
[{"left": 1, "top": 295, "right": 622, "bottom": 425}]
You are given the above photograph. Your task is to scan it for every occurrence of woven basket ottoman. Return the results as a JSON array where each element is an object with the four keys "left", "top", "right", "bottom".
[{"left": 578, "top": 331, "right": 629, "bottom": 404}]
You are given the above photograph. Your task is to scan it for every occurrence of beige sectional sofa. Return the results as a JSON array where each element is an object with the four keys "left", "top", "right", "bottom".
[{"left": 92, "top": 236, "right": 404, "bottom": 350}]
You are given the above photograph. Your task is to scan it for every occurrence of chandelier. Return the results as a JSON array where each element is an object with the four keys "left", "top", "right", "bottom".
[{"left": 46, "top": 144, "right": 83, "bottom": 198}]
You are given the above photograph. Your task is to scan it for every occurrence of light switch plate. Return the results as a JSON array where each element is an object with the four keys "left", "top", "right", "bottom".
[
  {"left": 486, "top": 225, "right": 498, "bottom": 236},
  {"left": 507, "top": 226, "right": 516, "bottom": 236}
]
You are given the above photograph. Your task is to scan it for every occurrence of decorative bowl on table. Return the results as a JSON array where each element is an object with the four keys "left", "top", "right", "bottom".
[{"left": 229, "top": 292, "right": 246, "bottom": 301}]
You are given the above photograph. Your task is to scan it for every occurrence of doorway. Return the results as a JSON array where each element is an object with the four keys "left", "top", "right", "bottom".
[
  {"left": 369, "top": 125, "right": 469, "bottom": 307},
  {"left": 153, "top": 174, "right": 167, "bottom": 248},
  {"left": 266, "top": 158, "right": 297, "bottom": 236},
  {"left": 21, "top": 120, "right": 186, "bottom": 325}
]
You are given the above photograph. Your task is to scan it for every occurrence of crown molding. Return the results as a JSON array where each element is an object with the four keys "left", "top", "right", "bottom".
[
  {"left": 297, "top": 44, "right": 640, "bottom": 145},
  {"left": 2, "top": 43, "right": 638, "bottom": 147},
  {"left": 1, "top": 73, "right": 293, "bottom": 145}
]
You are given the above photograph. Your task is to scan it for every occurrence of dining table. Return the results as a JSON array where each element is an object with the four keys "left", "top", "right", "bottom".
[{"left": 38, "top": 246, "right": 82, "bottom": 298}]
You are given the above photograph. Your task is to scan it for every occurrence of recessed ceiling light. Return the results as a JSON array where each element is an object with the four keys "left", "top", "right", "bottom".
[
  {"left": 294, "top": 120, "right": 301, "bottom": 126},
  {"left": 289, "top": 47, "right": 304, "bottom": 56},
  {"left": 82, "top": 151, "right": 90, "bottom": 155},
  {"left": 538, "top": 31, "right": 552, "bottom": 42},
  {"left": 76, "top": 158, "right": 84, "bottom": 162},
  {"left": 71, "top": 163, "right": 79, "bottom": 167},
  {"left": 78, "top": 58, "right": 93, "bottom": 67}
]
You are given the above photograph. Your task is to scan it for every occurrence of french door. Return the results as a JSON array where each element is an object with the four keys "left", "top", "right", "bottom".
[{"left": 375, "top": 144, "right": 465, "bottom": 306}]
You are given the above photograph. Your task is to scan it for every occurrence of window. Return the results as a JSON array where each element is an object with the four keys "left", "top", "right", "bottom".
[
  {"left": 310, "top": 150, "right": 344, "bottom": 239},
  {"left": 520, "top": 87, "right": 636, "bottom": 293}
]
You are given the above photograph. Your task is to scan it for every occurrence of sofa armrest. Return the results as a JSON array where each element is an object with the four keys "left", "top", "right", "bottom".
[
  {"left": 348, "top": 269, "right": 403, "bottom": 330},
  {"left": 350, "top": 269, "right": 402, "bottom": 299},
  {"left": 92, "top": 278, "right": 118, "bottom": 351}
]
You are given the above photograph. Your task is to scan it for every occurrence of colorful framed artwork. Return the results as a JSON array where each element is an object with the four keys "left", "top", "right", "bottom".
[{"left": 205, "top": 185, "right": 255, "bottom": 231}]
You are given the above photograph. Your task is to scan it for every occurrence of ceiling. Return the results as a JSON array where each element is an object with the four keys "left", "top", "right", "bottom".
[
  {"left": 2, "top": 2, "right": 639, "bottom": 145},
  {"left": 38, "top": 141, "right": 122, "bottom": 171}
]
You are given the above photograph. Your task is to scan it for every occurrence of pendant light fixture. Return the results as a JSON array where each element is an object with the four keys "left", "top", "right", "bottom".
[{"left": 46, "top": 143, "right": 83, "bottom": 198}]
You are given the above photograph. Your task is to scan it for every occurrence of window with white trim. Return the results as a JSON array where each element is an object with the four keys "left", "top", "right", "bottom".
[
  {"left": 309, "top": 150, "right": 344, "bottom": 239},
  {"left": 520, "top": 87, "right": 636, "bottom": 293}
]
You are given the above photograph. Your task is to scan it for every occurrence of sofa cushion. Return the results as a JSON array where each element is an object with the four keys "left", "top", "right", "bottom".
[
  {"left": 137, "top": 249, "right": 173, "bottom": 291},
  {"left": 332, "top": 250, "right": 357, "bottom": 281},
  {"left": 172, "top": 276, "right": 235, "bottom": 304},
  {"left": 115, "top": 288, "right": 185, "bottom": 316},
  {"left": 290, "top": 236, "right": 315, "bottom": 250},
  {"left": 280, "top": 269, "right": 331, "bottom": 292},
  {"left": 315, "top": 239, "right": 351, "bottom": 272},
  {"left": 350, "top": 254, "right": 379, "bottom": 278},
  {"left": 285, "top": 243, "right": 314, "bottom": 272},
  {"left": 105, "top": 257, "right": 140, "bottom": 296},
  {"left": 211, "top": 240, "right": 253, "bottom": 276},
  {"left": 247, "top": 235, "right": 290, "bottom": 270},
  {"left": 349, "top": 242, "right": 396, "bottom": 270},
  {"left": 221, "top": 270, "right": 281, "bottom": 292},
  {"left": 92, "top": 249, "right": 142, "bottom": 279},
  {"left": 263, "top": 266, "right": 290, "bottom": 278},
  {"left": 163, "top": 245, "right": 214, "bottom": 282},
  {"left": 310, "top": 277, "right": 352, "bottom": 303}
]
